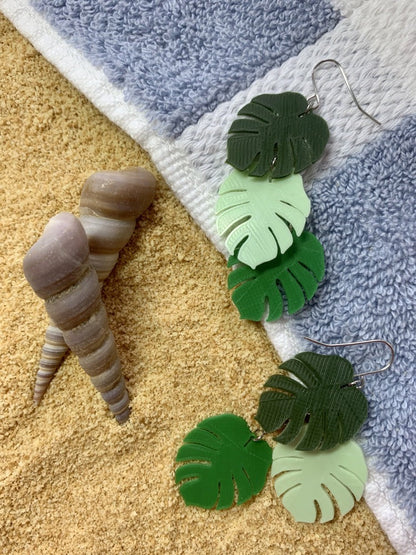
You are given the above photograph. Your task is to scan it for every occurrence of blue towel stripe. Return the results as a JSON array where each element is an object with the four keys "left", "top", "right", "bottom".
[
  {"left": 30, "top": 0, "right": 341, "bottom": 136},
  {"left": 293, "top": 114, "right": 416, "bottom": 526}
]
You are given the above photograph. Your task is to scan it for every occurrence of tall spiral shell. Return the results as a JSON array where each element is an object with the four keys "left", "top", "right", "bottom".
[
  {"left": 24, "top": 212, "right": 131, "bottom": 423},
  {"left": 33, "top": 167, "right": 156, "bottom": 405}
]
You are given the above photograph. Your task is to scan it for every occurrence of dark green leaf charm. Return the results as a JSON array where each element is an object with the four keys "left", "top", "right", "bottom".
[
  {"left": 256, "top": 352, "right": 368, "bottom": 451},
  {"left": 227, "top": 92, "right": 329, "bottom": 178},
  {"left": 228, "top": 231, "right": 325, "bottom": 321},
  {"left": 175, "top": 414, "right": 272, "bottom": 510}
]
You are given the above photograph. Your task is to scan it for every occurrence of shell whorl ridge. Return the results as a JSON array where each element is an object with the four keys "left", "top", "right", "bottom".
[
  {"left": 32, "top": 167, "right": 156, "bottom": 406},
  {"left": 24, "top": 212, "right": 131, "bottom": 423},
  {"left": 34, "top": 324, "right": 69, "bottom": 404}
]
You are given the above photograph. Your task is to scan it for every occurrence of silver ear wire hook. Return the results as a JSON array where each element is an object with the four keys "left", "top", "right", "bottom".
[
  {"left": 304, "top": 336, "right": 394, "bottom": 387},
  {"left": 306, "top": 58, "right": 381, "bottom": 126}
]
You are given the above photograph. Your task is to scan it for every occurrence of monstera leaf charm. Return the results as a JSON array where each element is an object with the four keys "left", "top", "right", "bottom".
[
  {"left": 228, "top": 231, "right": 324, "bottom": 321},
  {"left": 175, "top": 414, "right": 272, "bottom": 510},
  {"left": 272, "top": 435, "right": 368, "bottom": 523},
  {"left": 216, "top": 170, "right": 311, "bottom": 268},
  {"left": 256, "top": 352, "right": 368, "bottom": 450},
  {"left": 227, "top": 92, "right": 329, "bottom": 178}
]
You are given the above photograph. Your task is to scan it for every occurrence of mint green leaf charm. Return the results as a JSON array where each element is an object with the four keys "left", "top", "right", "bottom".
[
  {"left": 256, "top": 352, "right": 368, "bottom": 450},
  {"left": 216, "top": 170, "right": 310, "bottom": 268},
  {"left": 228, "top": 231, "right": 325, "bottom": 321},
  {"left": 272, "top": 435, "right": 368, "bottom": 523},
  {"left": 227, "top": 92, "right": 329, "bottom": 178},
  {"left": 175, "top": 414, "right": 272, "bottom": 510}
]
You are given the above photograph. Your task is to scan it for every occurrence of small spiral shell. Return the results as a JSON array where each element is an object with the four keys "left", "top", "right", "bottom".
[
  {"left": 33, "top": 167, "right": 156, "bottom": 404},
  {"left": 24, "top": 213, "right": 131, "bottom": 423}
]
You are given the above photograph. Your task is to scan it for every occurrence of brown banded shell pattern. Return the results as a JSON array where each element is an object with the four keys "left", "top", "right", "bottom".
[
  {"left": 33, "top": 167, "right": 156, "bottom": 405},
  {"left": 24, "top": 212, "right": 131, "bottom": 424}
]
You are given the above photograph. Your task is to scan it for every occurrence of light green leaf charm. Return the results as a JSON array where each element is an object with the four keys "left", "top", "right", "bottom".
[
  {"left": 228, "top": 231, "right": 325, "bottom": 321},
  {"left": 175, "top": 414, "right": 272, "bottom": 510},
  {"left": 216, "top": 170, "right": 310, "bottom": 269},
  {"left": 256, "top": 352, "right": 368, "bottom": 450},
  {"left": 272, "top": 436, "right": 368, "bottom": 523}
]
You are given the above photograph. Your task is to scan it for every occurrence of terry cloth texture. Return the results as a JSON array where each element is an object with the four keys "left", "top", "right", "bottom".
[
  {"left": 292, "top": 115, "right": 416, "bottom": 521},
  {"left": 28, "top": 0, "right": 340, "bottom": 136},
  {"left": 0, "top": 0, "right": 415, "bottom": 553}
]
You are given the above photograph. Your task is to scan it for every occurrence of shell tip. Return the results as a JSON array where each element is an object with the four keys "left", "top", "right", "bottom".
[{"left": 115, "top": 406, "right": 131, "bottom": 425}]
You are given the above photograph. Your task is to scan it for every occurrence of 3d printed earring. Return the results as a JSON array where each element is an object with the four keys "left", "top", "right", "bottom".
[
  {"left": 175, "top": 338, "right": 394, "bottom": 523},
  {"left": 215, "top": 59, "right": 380, "bottom": 322}
]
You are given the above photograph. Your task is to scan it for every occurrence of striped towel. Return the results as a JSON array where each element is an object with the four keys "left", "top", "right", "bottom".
[{"left": 1, "top": 1, "right": 415, "bottom": 552}]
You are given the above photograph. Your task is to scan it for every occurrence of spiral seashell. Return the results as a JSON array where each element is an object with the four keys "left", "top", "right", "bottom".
[
  {"left": 24, "top": 212, "right": 131, "bottom": 423},
  {"left": 32, "top": 167, "right": 156, "bottom": 405}
]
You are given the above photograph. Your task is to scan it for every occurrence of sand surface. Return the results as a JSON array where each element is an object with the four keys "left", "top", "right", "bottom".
[{"left": 0, "top": 14, "right": 395, "bottom": 554}]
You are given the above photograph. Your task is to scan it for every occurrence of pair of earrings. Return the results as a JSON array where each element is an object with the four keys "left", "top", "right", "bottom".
[
  {"left": 215, "top": 59, "right": 380, "bottom": 321},
  {"left": 175, "top": 60, "right": 386, "bottom": 522},
  {"left": 175, "top": 338, "right": 394, "bottom": 522}
]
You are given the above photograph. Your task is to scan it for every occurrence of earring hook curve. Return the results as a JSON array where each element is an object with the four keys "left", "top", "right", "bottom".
[
  {"left": 304, "top": 336, "right": 394, "bottom": 384},
  {"left": 307, "top": 58, "right": 381, "bottom": 126}
]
